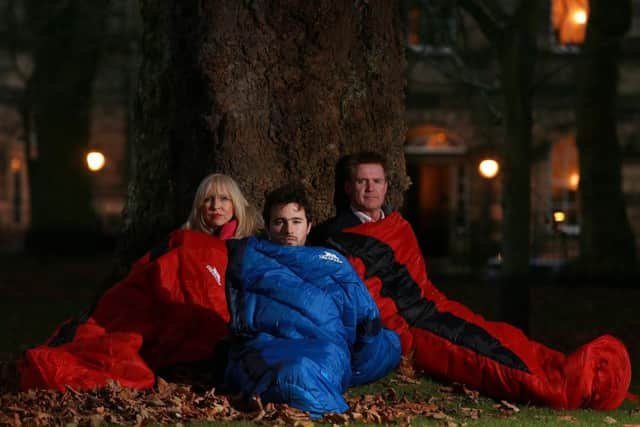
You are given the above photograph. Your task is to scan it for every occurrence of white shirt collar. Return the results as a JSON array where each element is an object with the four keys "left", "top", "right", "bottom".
[{"left": 350, "top": 205, "right": 385, "bottom": 223}]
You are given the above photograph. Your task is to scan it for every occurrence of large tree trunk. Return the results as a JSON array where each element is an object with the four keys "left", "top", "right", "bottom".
[
  {"left": 119, "top": 1, "right": 409, "bottom": 270},
  {"left": 575, "top": 0, "right": 636, "bottom": 276},
  {"left": 26, "top": 1, "right": 109, "bottom": 250}
]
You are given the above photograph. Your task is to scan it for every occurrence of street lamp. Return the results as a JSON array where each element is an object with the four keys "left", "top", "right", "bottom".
[
  {"left": 572, "top": 9, "right": 587, "bottom": 25},
  {"left": 86, "top": 151, "right": 106, "bottom": 172},
  {"left": 478, "top": 158, "right": 499, "bottom": 179},
  {"left": 477, "top": 157, "right": 500, "bottom": 265}
]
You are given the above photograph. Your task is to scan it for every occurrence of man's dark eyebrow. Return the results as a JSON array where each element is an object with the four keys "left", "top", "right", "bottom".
[{"left": 273, "top": 215, "right": 305, "bottom": 221}]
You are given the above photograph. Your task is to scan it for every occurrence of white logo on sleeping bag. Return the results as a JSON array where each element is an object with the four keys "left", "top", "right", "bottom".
[
  {"left": 319, "top": 251, "right": 342, "bottom": 264},
  {"left": 206, "top": 264, "right": 222, "bottom": 286}
]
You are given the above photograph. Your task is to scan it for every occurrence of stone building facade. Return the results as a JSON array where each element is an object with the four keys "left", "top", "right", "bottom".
[{"left": 403, "top": 0, "right": 640, "bottom": 271}]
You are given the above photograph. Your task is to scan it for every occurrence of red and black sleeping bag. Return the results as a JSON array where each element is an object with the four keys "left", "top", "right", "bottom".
[
  {"left": 19, "top": 230, "right": 230, "bottom": 391},
  {"left": 327, "top": 212, "right": 632, "bottom": 410}
]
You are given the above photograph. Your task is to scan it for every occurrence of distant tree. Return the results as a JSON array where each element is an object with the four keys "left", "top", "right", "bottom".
[
  {"left": 403, "top": 0, "right": 540, "bottom": 285},
  {"left": 456, "top": 0, "right": 540, "bottom": 278},
  {"left": 456, "top": 1, "right": 541, "bottom": 330},
  {"left": 20, "top": 1, "right": 110, "bottom": 250},
  {"left": 575, "top": 0, "right": 637, "bottom": 275},
  {"left": 119, "top": 1, "right": 410, "bottom": 270}
]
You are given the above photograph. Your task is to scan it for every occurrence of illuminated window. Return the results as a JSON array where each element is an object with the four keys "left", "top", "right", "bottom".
[
  {"left": 408, "top": 7, "right": 421, "bottom": 46},
  {"left": 405, "top": 124, "right": 465, "bottom": 155},
  {"left": 551, "top": 0, "right": 589, "bottom": 48},
  {"left": 550, "top": 134, "right": 580, "bottom": 224}
]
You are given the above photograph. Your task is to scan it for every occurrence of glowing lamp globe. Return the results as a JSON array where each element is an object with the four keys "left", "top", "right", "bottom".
[
  {"left": 572, "top": 9, "right": 587, "bottom": 25},
  {"left": 478, "top": 159, "right": 499, "bottom": 179},
  {"left": 553, "top": 211, "right": 566, "bottom": 223},
  {"left": 86, "top": 151, "right": 106, "bottom": 172}
]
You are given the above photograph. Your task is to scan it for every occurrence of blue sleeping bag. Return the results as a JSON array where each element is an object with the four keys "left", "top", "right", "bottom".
[{"left": 224, "top": 237, "right": 401, "bottom": 417}]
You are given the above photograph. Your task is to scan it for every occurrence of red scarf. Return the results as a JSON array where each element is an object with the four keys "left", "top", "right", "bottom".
[{"left": 216, "top": 219, "right": 238, "bottom": 240}]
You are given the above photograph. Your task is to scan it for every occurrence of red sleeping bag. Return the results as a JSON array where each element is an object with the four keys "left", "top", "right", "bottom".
[
  {"left": 19, "top": 230, "right": 230, "bottom": 392},
  {"left": 327, "top": 212, "right": 631, "bottom": 410},
  {"left": 20, "top": 215, "right": 632, "bottom": 411}
]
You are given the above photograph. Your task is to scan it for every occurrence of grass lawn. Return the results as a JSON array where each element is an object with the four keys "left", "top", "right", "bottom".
[
  {"left": 345, "top": 374, "right": 640, "bottom": 426},
  {"left": 1, "top": 252, "right": 639, "bottom": 425}
]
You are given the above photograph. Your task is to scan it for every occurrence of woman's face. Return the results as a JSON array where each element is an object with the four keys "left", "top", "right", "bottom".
[{"left": 201, "top": 185, "right": 234, "bottom": 228}]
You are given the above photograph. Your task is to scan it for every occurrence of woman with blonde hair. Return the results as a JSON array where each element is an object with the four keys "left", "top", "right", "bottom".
[{"left": 184, "top": 173, "right": 262, "bottom": 239}]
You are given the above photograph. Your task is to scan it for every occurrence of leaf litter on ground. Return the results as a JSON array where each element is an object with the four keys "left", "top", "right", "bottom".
[
  {"left": 2, "top": 352, "right": 640, "bottom": 426},
  {"left": 0, "top": 352, "right": 468, "bottom": 426}
]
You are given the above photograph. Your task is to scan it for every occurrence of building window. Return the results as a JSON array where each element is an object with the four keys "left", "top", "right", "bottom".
[
  {"left": 550, "top": 134, "right": 580, "bottom": 228},
  {"left": 551, "top": 0, "right": 589, "bottom": 51},
  {"left": 405, "top": 1, "right": 455, "bottom": 55},
  {"left": 13, "top": 170, "right": 22, "bottom": 224},
  {"left": 405, "top": 124, "right": 465, "bottom": 155}
]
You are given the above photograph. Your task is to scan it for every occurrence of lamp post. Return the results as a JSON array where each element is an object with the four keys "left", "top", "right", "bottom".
[{"left": 476, "top": 157, "right": 500, "bottom": 269}]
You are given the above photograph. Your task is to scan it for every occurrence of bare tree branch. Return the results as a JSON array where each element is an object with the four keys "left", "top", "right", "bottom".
[
  {"left": 407, "top": 49, "right": 497, "bottom": 92},
  {"left": 458, "top": 0, "right": 505, "bottom": 44}
]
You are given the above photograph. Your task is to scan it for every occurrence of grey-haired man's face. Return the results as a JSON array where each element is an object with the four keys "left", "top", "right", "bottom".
[{"left": 345, "top": 163, "right": 387, "bottom": 217}]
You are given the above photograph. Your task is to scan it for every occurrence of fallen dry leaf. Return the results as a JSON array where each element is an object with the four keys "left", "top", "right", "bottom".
[
  {"left": 604, "top": 415, "right": 617, "bottom": 424},
  {"left": 557, "top": 415, "right": 578, "bottom": 423},
  {"left": 431, "top": 410, "right": 449, "bottom": 420},
  {"left": 438, "top": 382, "right": 480, "bottom": 403},
  {"left": 460, "top": 406, "right": 482, "bottom": 419},
  {"left": 440, "top": 385, "right": 455, "bottom": 393},
  {"left": 398, "top": 351, "right": 417, "bottom": 379},
  {"left": 494, "top": 400, "right": 520, "bottom": 413},
  {"left": 395, "top": 374, "right": 421, "bottom": 384},
  {"left": 461, "top": 384, "right": 480, "bottom": 402}
]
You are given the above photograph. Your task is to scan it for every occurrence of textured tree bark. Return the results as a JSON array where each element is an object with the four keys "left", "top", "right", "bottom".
[
  {"left": 119, "top": 1, "right": 409, "bottom": 270},
  {"left": 25, "top": 1, "right": 109, "bottom": 251},
  {"left": 575, "top": 0, "right": 636, "bottom": 276}
]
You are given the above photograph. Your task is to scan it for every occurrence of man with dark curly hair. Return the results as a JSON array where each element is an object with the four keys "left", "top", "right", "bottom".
[{"left": 262, "top": 183, "right": 313, "bottom": 246}]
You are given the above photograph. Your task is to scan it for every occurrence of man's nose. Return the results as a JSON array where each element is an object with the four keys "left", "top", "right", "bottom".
[{"left": 281, "top": 222, "right": 289, "bottom": 232}]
